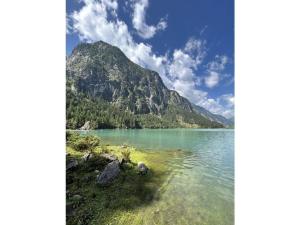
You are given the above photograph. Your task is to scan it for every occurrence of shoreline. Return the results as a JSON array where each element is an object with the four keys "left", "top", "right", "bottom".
[{"left": 66, "top": 132, "right": 171, "bottom": 225}]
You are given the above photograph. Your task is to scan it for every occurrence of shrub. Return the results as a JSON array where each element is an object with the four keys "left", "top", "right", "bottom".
[
  {"left": 66, "top": 131, "right": 80, "bottom": 144},
  {"left": 121, "top": 148, "right": 131, "bottom": 162},
  {"left": 72, "top": 135, "right": 100, "bottom": 152},
  {"left": 100, "top": 145, "right": 110, "bottom": 154}
]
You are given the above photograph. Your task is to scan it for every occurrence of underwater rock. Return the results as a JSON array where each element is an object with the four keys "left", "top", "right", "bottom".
[
  {"left": 97, "top": 160, "right": 120, "bottom": 186},
  {"left": 137, "top": 162, "right": 149, "bottom": 175}
]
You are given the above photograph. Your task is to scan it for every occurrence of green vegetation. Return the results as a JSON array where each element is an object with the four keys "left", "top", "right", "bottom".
[
  {"left": 66, "top": 89, "right": 223, "bottom": 129},
  {"left": 121, "top": 148, "right": 131, "bottom": 162},
  {"left": 66, "top": 89, "right": 140, "bottom": 129},
  {"left": 68, "top": 133, "right": 100, "bottom": 153},
  {"left": 66, "top": 132, "right": 170, "bottom": 225}
]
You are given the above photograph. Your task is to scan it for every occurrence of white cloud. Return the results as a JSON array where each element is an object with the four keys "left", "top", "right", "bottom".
[
  {"left": 131, "top": 0, "right": 167, "bottom": 39},
  {"left": 204, "top": 71, "right": 219, "bottom": 88},
  {"left": 168, "top": 38, "right": 207, "bottom": 102},
  {"left": 198, "top": 94, "right": 235, "bottom": 118},
  {"left": 204, "top": 55, "right": 229, "bottom": 88},
  {"left": 207, "top": 55, "right": 228, "bottom": 71},
  {"left": 68, "top": 0, "right": 234, "bottom": 118}
]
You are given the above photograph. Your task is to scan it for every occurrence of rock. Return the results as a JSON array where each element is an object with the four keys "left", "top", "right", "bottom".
[
  {"left": 82, "top": 152, "right": 93, "bottom": 161},
  {"left": 72, "top": 194, "right": 82, "bottom": 201},
  {"left": 66, "top": 202, "right": 74, "bottom": 216},
  {"left": 97, "top": 160, "right": 120, "bottom": 186},
  {"left": 80, "top": 121, "right": 91, "bottom": 130},
  {"left": 66, "top": 159, "right": 78, "bottom": 171},
  {"left": 94, "top": 169, "right": 99, "bottom": 174},
  {"left": 137, "top": 162, "right": 149, "bottom": 175},
  {"left": 100, "top": 153, "right": 117, "bottom": 162}
]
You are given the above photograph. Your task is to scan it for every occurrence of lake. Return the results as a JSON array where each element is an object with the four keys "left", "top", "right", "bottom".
[{"left": 82, "top": 129, "right": 234, "bottom": 225}]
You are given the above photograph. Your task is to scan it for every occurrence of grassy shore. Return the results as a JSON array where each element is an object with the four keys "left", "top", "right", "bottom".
[{"left": 66, "top": 132, "right": 171, "bottom": 225}]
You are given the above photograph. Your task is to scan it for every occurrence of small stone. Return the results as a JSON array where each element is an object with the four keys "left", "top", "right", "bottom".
[
  {"left": 66, "top": 159, "right": 78, "bottom": 171},
  {"left": 72, "top": 194, "right": 82, "bottom": 201},
  {"left": 137, "top": 162, "right": 149, "bottom": 175},
  {"left": 94, "top": 169, "right": 99, "bottom": 174},
  {"left": 100, "top": 153, "right": 117, "bottom": 162},
  {"left": 66, "top": 202, "right": 74, "bottom": 216}
]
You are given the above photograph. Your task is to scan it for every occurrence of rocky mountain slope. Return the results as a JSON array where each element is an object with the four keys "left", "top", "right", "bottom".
[
  {"left": 66, "top": 41, "right": 224, "bottom": 129},
  {"left": 192, "top": 104, "right": 234, "bottom": 127}
]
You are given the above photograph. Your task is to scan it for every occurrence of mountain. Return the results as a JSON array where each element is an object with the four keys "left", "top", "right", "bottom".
[
  {"left": 66, "top": 41, "right": 224, "bottom": 129},
  {"left": 191, "top": 104, "right": 234, "bottom": 127}
]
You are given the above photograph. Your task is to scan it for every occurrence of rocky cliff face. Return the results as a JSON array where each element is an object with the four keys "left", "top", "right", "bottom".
[
  {"left": 66, "top": 41, "right": 223, "bottom": 128},
  {"left": 67, "top": 41, "right": 193, "bottom": 114}
]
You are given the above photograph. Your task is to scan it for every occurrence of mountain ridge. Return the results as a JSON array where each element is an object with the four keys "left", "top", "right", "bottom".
[
  {"left": 191, "top": 103, "right": 234, "bottom": 127},
  {"left": 66, "top": 41, "right": 225, "bottom": 129}
]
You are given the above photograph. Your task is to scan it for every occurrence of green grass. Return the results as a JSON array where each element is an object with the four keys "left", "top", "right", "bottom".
[{"left": 66, "top": 133, "right": 170, "bottom": 225}]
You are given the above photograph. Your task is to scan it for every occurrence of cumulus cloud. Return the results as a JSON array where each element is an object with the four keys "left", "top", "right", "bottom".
[
  {"left": 204, "top": 55, "right": 229, "bottom": 88},
  {"left": 167, "top": 38, "right": 209, "bottom": 105},
  {"left": 131, "top": 0, "right": 167, "bottom": 39},
  {"left": 204, "top": 71, "right": 219, "bottom": 88},
  {"left": 68, "top": 0, "right": 234, "bottom": 118},
  {"left": 201, "top": 94, "right": 235, "bottom": 118},
  {"left": 207, "top": 55, "right": 228, "bottom": 71}
]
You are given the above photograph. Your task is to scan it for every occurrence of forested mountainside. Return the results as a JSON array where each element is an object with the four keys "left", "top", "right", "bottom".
[{"left": 66, "top": 41, "right": 224, "bottom": 129}]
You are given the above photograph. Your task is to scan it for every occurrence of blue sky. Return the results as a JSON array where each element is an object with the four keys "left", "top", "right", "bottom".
[{"left": 66, "top": 0, "right": 234, "bottom": 118}]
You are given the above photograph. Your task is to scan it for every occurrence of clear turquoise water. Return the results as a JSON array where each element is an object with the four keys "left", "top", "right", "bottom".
[{"left": 84, "top": 129, "right": 234, "bottom": 225}]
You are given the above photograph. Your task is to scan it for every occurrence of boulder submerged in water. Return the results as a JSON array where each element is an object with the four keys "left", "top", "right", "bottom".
[
  {"left": 137, "top": 162, "right": 149, "bottom": 175},
  {"left": 96, "top": 160, "right": 120, "bottom": 186}
]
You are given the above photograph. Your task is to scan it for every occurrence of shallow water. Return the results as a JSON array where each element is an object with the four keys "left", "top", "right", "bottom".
[{"left": 84, "top": 129, "right": 234, "bottom": 225}]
